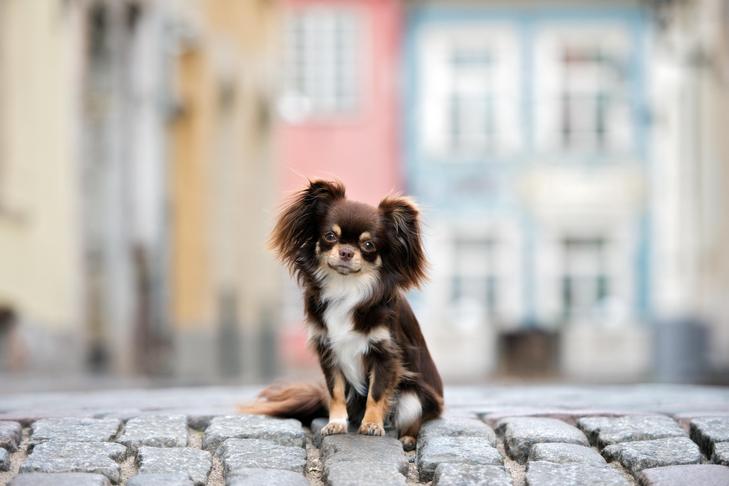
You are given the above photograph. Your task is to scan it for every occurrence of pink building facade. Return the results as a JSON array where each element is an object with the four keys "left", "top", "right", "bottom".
[{"left": 276, "top": 0, "right": 403, "bottom": 205}]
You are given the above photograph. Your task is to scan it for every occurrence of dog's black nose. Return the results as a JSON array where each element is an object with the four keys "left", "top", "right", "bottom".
[{"left": 338, "top": 246, "right": 355, "bottom": 261}]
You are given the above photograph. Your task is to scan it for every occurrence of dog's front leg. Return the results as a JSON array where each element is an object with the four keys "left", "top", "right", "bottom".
[
  {"left": 320, "top": 369, "right": 348, "bottom": 436},
  {"left": 359, "top": 343, "right": 398, "bottom": 437}
]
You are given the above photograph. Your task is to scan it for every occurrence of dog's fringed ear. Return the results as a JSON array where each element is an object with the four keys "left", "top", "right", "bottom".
[
  {"left": 378, "top": 196, "right": 427, "bottom": 289},
  {"left": 270, "top": 180, "right": 345, "bottom": 271}
]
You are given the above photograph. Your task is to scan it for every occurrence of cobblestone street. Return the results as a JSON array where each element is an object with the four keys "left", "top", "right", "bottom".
[{"left": 1, "top": 385, "right": 728, "bottom": 485}]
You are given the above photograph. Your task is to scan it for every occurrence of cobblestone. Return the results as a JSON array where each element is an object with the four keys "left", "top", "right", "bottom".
[
  {"left": 137, "top": 446, "right": 212, "bottom": 486},
  {"left": 117, "top": 415, "right": 188, "bottom": 451},
  {"left": 417, "top": 436, "right": 502, "bottom": 481},
  {"left": 578, "top": 415, "right": 686, "bottom": 448},
  {"left": 227, "top": 468, "right": 308, "bottom": 486},
  {"left": 1, "top": 385, "right": 729, "bottom": 485},
  {"left": 417, "top": 417, "right": 496, "bottom": 449},
  {"left": 528, "top": 442, "right": 606, "bottom": 465},
  {"left": 432, "top": 463, "right": 512, "bottom": 486},
  {"left": 20, "top": 441, "right": 127, "bottom": 482},
  {"left": 10, "top": 472, "right": 112, "bottom": 486},
  {"left": 320, "top": 434, "right": 408, "bottom": 479},
  {"left": 217, "top": 438, "right": 306, "bottom": 475},
  {"left": 126, "top": 473, "right": 194, "bottom": 486},
  {"left": 310, "top": 418, "right": 399, "bottom": 448},
  {"left": 602, "top": 437, "right": 702, "bottom": 475},
  {"left": 0, "top": 447, "right": 10, "bottom": 471},
  {"left": 0, "top": 421, "right": 22, "bottom": 451},
  {"left": 324, "top": 461, "right": 406, "bottom": 486},
  {"left": 203, "top": 415, "right": 305, "bottom": 451},
  {"left": 714, "top": 442, "right": 729, "bottom": 465},
  {"left": 498, "top": 417, "right": 589, "bottom": 463},
  {"left": 525, "top": 461, "right": 631, "bottom": 486},
  {"left": 638, "top": 464, "right": 729, "bottom": 486},
  {"left": 30, "top": 418, "right": 121, "bottom": 445},
  {"left": 689, "top": 416, "right": 729, "bottom": 455}
]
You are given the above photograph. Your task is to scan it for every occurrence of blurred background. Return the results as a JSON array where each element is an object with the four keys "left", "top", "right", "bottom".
[{"left": 1, "top": 0, "right": 728, "bottom": 392}]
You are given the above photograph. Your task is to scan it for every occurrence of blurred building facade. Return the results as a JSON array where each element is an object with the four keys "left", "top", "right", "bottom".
[
  {"left": 1, "top": 0, "right": 728, "bottom": 385},
  {"left": 0, "top": 0, "right": 282, "bottom": 381},
  {"left": 405, "top": 1, "right": 653, "bottom": 381},
  {"left": 0, "top": 0, "right": 86, "bottom": 372}
]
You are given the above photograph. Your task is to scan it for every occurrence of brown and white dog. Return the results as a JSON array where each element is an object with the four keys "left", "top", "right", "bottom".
[{"left": 242, "top": 180, "right": 443, "bottom": 450}]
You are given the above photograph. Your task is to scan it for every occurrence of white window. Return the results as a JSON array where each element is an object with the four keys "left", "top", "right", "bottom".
[
  {"left": 280, "top": 7, "right": 362, "bottom": 120},
  {"left": 561, "top": 237, "right": 610, "bottom": 319},
  {"left": 451, "top": 238, "right": 499, "bottom": 317},
  {"left": 535, "top": 27, "right": 632, "bottom": 154},
  {"left": 419, "top": 25, "right": 521, "bottom": 157}
]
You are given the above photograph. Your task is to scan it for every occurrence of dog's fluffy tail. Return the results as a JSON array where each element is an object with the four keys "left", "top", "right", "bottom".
[{"left": 238, "top": 382, "right": 328, "bottom": 425}]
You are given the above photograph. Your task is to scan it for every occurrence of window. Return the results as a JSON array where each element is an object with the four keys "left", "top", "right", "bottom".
[
  {"left": 448, "top": 48, "right": 496, "bottom": 152},
  {"left": 535, "top": 28, "right": 632, "bottom": 154},
  {"left": 451, "top": 238, "right": 499, "bottom": 317},
  {"left": 280, "top": 7, "right": 362, "bottom": 120},
  {"left": 558, "top": 46, "right": 629, "bottom": 151},
  {"left": 561, "top": 237, "right": 609, "bottom": 319},
  {"left": 420, "top": 25, "right": 521, "bottom": 157}
]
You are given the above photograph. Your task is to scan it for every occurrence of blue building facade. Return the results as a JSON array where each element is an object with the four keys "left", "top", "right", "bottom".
[{"left": 404, "top": 2, "right": 652, "bottom": 377}]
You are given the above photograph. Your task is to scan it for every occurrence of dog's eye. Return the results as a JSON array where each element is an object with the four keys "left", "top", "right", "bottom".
[
  {"left": 361, "top": 240, "right": 376, "bottom": 253},
  {"left": 323, "top": 231, "right": 337, "bottom": 243}
]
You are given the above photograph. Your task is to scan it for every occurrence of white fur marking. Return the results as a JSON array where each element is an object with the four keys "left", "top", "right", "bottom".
[
  {"left": 396, "top": 392, "right": 422, "bottom": 429},
  {"left": 319, "top": 270, "right": 378, "bottom": 396},
  {"left": 328, "top": 417, "right": 347, "bottom": 425}
]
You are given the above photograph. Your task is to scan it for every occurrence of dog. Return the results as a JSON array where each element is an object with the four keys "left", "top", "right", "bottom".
[{"left": 242, "top": 180, "right": 443, "bottom": 450}]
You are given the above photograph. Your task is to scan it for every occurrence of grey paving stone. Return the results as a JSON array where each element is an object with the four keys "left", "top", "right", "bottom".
[
  {"left": 10, "top": 472, "right": 112, "bottom": 486},
  {"left": 418, "top": 436, "right": 502, "bottom": 481},
  {"left": 418, "top": 417, "right": 497, "bottom": 449},
  {"left": 525, "top": 461, "right": 631, "bottom": 486},
  {"left": 203, "top": 415, "right": 305, "bottom": 450},
  {"left": 578, "top": 415, "right": 685, "bottom": 448},
  {"left": 187, "top": 414, "right": 222, "bottom": 431},
  {"left": 324, "top": 461, "right": 406, "bottom": 486},
  {"left": 714, "top": 442, "right": 729, "bottom": 465},
  {"left": 433, "top": 463, "right": 512, "bottom": 486},
  {"left": 528, "top": 443, "right": 606, "bottom": 465},
  {"left": 127, "top": 473, "right": 194, "bottom": 486},
  {"left": 20, "top": 441, "right": 126, "bottom": 483},
  {"left": 638, "top": 464, "right": 729, "bottom": 486},
  {"left": 602, "top": 437, "right": 702, "bottom": 476},
  {"left": 117, "top": 415, "right": 188, "bottom": 450},
  {"left": 217, "top": 438, "right": 307, "bottom": 475},
  {"left": 0, "top": 421, "right": 22, "bottom": 451},
  {"left": 0, "top": 447, "right": 9, "bottom": 471},
  {"left": 137, "top": 447, "right": 212, "bottom": 486},
  {"left": 689, "top": 416, "right": 729, "bottom": 455},
  {"left": 310, "top": 418, "right": 398, "bottom": 447},
  {"left": 227, "top": 468, "right": 308, "bottom": 486},
  {"left": 30, "top": 417, "right": 121, "bottom": 445},
  {"left": 498, "top": 417, "right": 589, "bottom": 463},
  {"left": 320, "top": 434, "right": 408, "bottom": 477}
]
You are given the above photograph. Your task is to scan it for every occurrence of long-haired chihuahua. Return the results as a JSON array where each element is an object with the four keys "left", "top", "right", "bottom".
[{"left": 242, "top": 180, "right": 443, "bottom": 450}]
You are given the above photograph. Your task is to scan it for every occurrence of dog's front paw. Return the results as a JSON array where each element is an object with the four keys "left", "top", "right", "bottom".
[
  {"left": 320, "top": 420, "right": 348, "bottom": 436},
  {"left": 358, "top": 421, "right": 385, "bottom": 436},
  {"left": 399, "top": 435, "right": 416, "bottom": 451}
]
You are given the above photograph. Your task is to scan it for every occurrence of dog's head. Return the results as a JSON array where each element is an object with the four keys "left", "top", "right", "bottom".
[{"left": 270, "top": 180, "right": 426, "bottom": 290}]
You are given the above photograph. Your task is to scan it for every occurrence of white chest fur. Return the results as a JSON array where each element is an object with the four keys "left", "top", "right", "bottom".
[{"left": 319, "top": 272, "right": 378, "bottom": 396}]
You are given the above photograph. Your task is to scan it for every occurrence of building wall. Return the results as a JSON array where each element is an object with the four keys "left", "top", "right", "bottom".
[
  {"left": 0, "top": 0, "right": 85, "bottom": 370},
  {"left": 277, "top": 0, "right": 403, "bottom": 205},
  {"left": 650, "top": 0, "right": 729, "bottom": 373},
  {"left": 405, "top": 1, "right": 652, "bottom": 380},
  {"left": 169, "top": 0, "right": 281, "bottom": 380}
]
